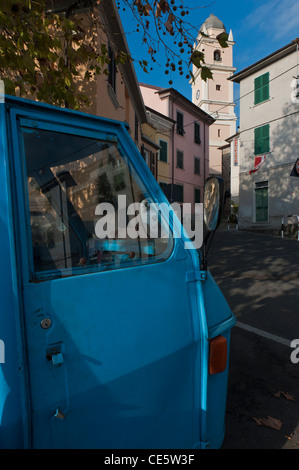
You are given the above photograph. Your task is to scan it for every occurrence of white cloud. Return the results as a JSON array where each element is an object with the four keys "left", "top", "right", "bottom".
[{"left": 245, "top": 0, "right": 299, "bottom": 40}]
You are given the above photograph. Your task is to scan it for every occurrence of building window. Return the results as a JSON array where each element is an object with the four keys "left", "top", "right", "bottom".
[
  {"left": 141, "top": 145, "right": 149, "bottom": 165},
  {"left": 255, "top": 181, "right": 269, "bottom": 223},
  {"left": 176, "top": 184, "right": 184, "bottom": 203},
  {"left": 216, "top": 84, "right": 221, "bottom": 91},
  {"left": 214, "top": 50, "right": 221, "bottom": 62},
  {"left": 159, "top": 140, "right": 168, "bottom": 162},
  {"left": 218, "top": 129, "right": 221, "bottom": 138},
  {"left": 150, "top": 151, "right": 156, "bottom": 178},
  {"left": 254, "top": 124, "right": 270, "bottom": 155},
  {"left": 194, "top": 122, "right": 201, "bottom": 144},
  {"left": 176, "top": 111, "right": 185, "bottom": 136},
  {"left": 194, "top": 157, "right": 200, "bottom": 175},
  {"left": 194, "top": 188, "right": 201, "bottom": 204},
  {"left": 176, "top": 149, "right": 184, "bottom": 169},
  {"left": 108, "top": 44, "right": 116, "bottom": 93},
  {"left": 254, "top": 72, "right": 270, "bottom": 105},
  {"left": 159, "top": 181, "right": 168, "bottom": 193}
]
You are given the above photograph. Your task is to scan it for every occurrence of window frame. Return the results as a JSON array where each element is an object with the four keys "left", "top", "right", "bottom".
[{"left": 14, "top": 115, "right": 174, "bottom": 282}]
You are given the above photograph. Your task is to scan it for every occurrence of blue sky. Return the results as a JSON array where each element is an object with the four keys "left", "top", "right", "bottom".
[{"left": 119, "top": 0, "right": 299, "bottom": 122}]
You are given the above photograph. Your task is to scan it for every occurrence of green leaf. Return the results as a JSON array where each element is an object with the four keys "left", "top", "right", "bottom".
[
  {"left": 216, "top": 32, "right": 229, "bottom": 48},
  {"left": 3, "top": 78, "right": 16, "bottom": 95},
  {"left": 64, "top": 76, "right": 71, "bottom": 88},
  {"left": 201, "top": 66, "right": 213, "bottom": 82},
  {"left": 190, "top": 50, "right": 205, "bottom": 69}
]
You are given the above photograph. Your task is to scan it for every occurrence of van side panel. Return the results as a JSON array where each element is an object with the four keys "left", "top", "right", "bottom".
[{"left": 0, "top": 104, "right": 25, "bottom": 448}]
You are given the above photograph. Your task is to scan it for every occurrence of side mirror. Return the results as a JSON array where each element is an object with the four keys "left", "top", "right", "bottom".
[
  {"left": 201, "top": 176, "right": 225, "bottom": 273},
  {"left": 203, "top": 176, "right": 224, "bottom": 232}
]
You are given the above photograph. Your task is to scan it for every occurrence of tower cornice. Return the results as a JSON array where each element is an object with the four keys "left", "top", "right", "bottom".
[{"left": 196, "top": 38, "right": 235, "bottom": 47}]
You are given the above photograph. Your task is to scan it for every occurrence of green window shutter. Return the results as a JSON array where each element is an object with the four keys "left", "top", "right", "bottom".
[
  {"left": 159, "top": 140, "right": 168, "bottom": 162},
  {"left": 254, "top": 73, "right": 269, "bottom": 105},
  {"left": 255, "top": 186, "right": 268, "bottom": 222},
  {"left": 254, "top": 126, "right": 262, "bottom": 154},
  {"left": 254, "top": 76, "right": 262, "bottom": 105},
  {"left": 262, "top": 123, "right": 270, "bottom": 153},
  {"left": 262, "top": 72, "right": 270, "bottom": 102},
  {"left": 255, "top": 124, "right": 270, "bottom": 155}
]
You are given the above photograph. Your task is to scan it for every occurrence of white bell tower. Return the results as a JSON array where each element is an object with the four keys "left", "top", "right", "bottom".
[{"left": 192, "top": 14, "right": 237, "bottom": 175}]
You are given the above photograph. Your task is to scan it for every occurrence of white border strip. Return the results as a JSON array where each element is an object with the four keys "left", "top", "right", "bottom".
[{"left": 0, "top": 80, "right": 4, "bottom": 103}]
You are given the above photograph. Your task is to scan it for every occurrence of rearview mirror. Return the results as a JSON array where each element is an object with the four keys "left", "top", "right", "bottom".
[{"left": 204, "top": 176, "right": 224, "bottom": 232}]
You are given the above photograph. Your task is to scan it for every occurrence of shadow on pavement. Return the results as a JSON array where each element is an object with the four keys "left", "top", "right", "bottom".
[{"left": 206, "top": 230, "right": 299, "bottom": 449}]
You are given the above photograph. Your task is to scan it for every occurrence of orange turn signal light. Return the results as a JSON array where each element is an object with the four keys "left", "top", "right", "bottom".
[{"left": 209, "top": 335, "right": 227, "bottom": 375}]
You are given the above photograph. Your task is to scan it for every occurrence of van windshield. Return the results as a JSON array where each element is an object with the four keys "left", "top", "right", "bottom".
[{"left": 21, "top": 124, "right": 173, "bottom": 281}]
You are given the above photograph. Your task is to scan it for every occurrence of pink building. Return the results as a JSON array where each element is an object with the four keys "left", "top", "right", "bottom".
[{"left": 140, "top": 84, "right": 215, "bottom": 206}]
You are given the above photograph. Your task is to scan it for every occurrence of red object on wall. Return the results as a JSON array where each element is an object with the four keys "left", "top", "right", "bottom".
[{"left": 249, "top": 155, "right": 267, "bottom": 175}]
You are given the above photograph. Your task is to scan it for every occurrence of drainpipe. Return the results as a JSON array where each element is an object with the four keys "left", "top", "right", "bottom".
[
  {"left": 204, "top": 123, "right": 206, "bottom": 183},
  {"left": 171, "top": 98, "right": 175, "bottom": 203}
]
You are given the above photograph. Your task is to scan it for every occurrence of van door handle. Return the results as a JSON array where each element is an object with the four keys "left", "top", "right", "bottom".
[{"left": 46, "top": 345, "right": 64, "bottom": 367}]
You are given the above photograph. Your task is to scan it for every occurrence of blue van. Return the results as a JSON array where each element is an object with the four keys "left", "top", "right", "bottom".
[{"left": 0, "top": 95, "right": 235, "bottom": 449}]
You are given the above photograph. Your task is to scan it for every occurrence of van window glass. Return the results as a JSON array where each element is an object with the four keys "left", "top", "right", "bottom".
[{"left": 21, "top": 126, "right": 173, "bottom": 281}]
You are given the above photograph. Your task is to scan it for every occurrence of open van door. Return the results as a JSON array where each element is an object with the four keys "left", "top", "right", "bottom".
[{"left": 1, "top": 97, "right": 235, "bottom": 449}]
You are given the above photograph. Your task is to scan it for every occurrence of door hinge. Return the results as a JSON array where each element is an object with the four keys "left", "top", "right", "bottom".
[{"left": 186, "top": 270, "right": 207, "bottom": 283}]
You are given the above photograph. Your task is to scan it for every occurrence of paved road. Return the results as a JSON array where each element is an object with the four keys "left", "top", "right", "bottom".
[{"left": 207, "top": 229, "right": 299, "bottom": 449}]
